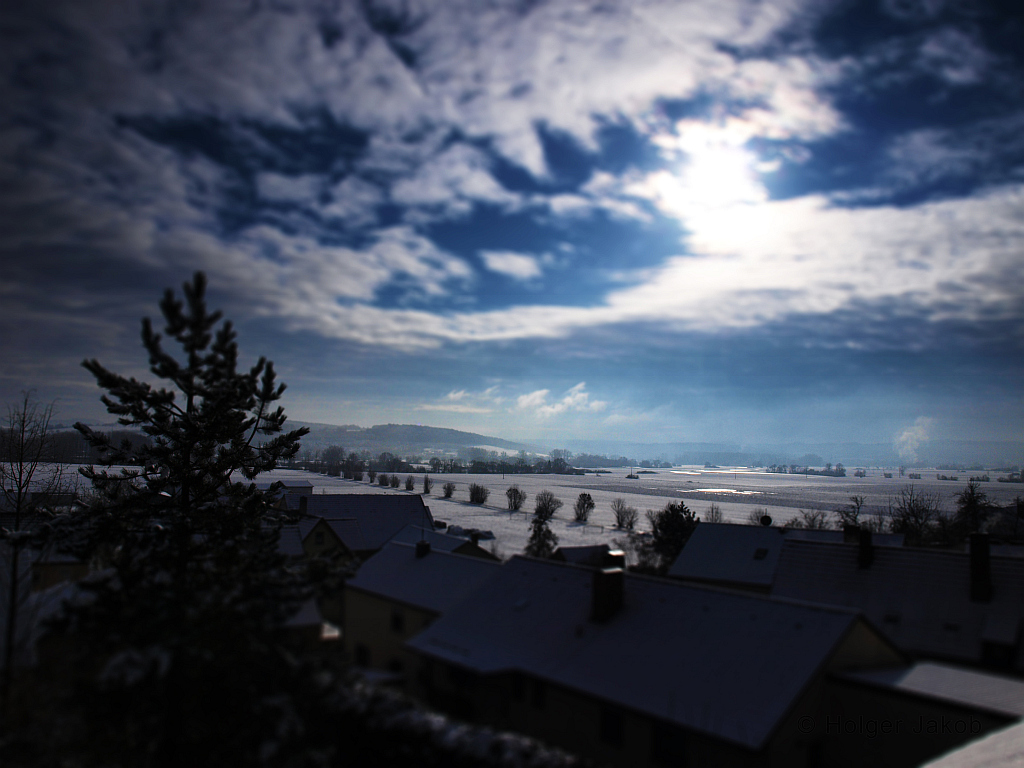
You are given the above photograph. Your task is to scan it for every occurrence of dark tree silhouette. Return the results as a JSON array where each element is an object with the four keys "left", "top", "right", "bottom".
[{"left": 53, "top": 273, "right": 320, "bottom": 765}]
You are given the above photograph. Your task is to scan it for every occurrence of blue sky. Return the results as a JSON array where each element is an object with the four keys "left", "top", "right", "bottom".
[{"left": 1, "top": 0, "right": 1022, "bottom": 455}]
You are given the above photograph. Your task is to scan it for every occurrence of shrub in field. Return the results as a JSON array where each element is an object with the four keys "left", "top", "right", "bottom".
[
  {"left": 469, "top": 483, "right": 489, "bottom": 504},
  {"left": 423, "top": 475, "right": 433, "bottom": 494},
  {"left": 390, "top": 475, "right": 400, "bottom": 488},
  {"left": 611, "top": 498, "right": 638, "bottom": 530},
  {"left": 405, "top": 475, "right": 415, "bottom": 491},
  {"left": 442, "top": 482, "right": 456, "bottom": 499},
  {"left": 378, "top": 473, "right": 389, "bottom": 487},
  {"left": 573, "top": 493, "right": 595, "bottom": 523},
  {"left": 367, "top": 469, "right": 377, "bottom": 483},
  {"left": 506, "top": 485, "right": 526, "bottom": 511},
  {"left": 352, "top": 471, "right": 363, "bottom": 482},
  {"left": 534, "top": 490, "right": 562, "bottom": 522}
]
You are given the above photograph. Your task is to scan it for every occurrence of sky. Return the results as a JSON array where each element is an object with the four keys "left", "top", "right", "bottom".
[{"left": 1, "top": 0, "right": 1022, "bottom": 455}]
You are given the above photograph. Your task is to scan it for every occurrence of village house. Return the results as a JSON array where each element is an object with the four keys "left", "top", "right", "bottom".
[
  {"left": 666, "top": 522, "right": 904, "bottom": 593},
  {"left": 282, "top": 493, "right": 435, "bottom": 559},
  {"left": 771, "top": 533, "right": 1024, "bottom": 674},
  {"left": 343, "top": 540, "right": 501, "bottom": 676},
  {"left": 405, "top": 556, "right": 1023, "bottom": 768}
]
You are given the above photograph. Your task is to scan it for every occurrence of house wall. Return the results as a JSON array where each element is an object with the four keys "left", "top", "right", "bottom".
[
  {"left": 412, "top": 658, "right": 773, "bottom": 768},
  {"left": 343, "top": 587, "right": 436, "bottom": 675}
]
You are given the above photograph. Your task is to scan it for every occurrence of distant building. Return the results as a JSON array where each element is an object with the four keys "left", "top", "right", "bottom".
[{"left": 282, "top": 494, "right": 434, "bottom": 558}]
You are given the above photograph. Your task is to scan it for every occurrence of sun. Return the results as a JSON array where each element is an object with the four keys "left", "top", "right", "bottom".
[{"left": 645, "top": 119, "right": 770, "bottom": 217}]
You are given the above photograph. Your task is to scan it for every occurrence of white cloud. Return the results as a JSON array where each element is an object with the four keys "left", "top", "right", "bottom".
[
  {"left": 517, "top": 383, "right": 607, "bottom": 417},
  {"left": 480, "top": 250, "right": 542, "bottom": 280},
  {"left": 256, "top": 173, "right": 321, "bottom": 202}
]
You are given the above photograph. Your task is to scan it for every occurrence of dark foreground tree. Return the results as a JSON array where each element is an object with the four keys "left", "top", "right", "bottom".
[
  {"left": 40, "top": 273, "right": 320, "bottom": 765},
  {"left": 642, "top": 501, "right": 699, "bottom": 573},
  {"left": 524, "top": 516, "right": 558, "bottom": 559}
]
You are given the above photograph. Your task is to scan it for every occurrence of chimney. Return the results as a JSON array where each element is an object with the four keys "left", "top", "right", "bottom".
[
  {"left": 470, "top": 532, "right": 481, "bottom": 545},
  {"left": 969, "top": 533, "right": 992, "bottom": 603},
  {"left": 857, "top": 528, "right": 874, "bottom": 569},
  {"left": 603, "top": 549, "right": 626, "bottom": 569},
  {"left": 415, "top": 540, "right": 431, "bottom": 559},
  {"left": 591, "top": 567, "right": 624, "bottom": 622},
  {"left": 299, "top": 495, "right": 307, "bottom": 514},
  {"left": 843, "top": 524, "right": 860, "bottom": 544}
]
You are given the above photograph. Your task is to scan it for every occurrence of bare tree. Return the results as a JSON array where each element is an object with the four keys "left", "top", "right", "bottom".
[
  {"left": 834, "top": 495, "right": 865, "bottom": 529},
  {"left": 887, "top": 485, "right": 942, "bottom": 546},
  {"left": 468, "top": 484, "right": 489, "bottom": 504},
  {"left": 703, "top": 503, "right": 723, "bottom": 523},
  {"left": 505, "top": 485, "right": 526, "bottom": 512},
  {"left": 442, "top": 482, "right": 456, "bottom": 499},
  {"left": 0, "top": 393, "right": 71, "bottom": 718},
  {"left": 785, "top": 509, "right": 829, "bottom": 529},
  {"left": 405, "top": 475, "right": 415, "bottom": 491},
  {"left": 422, "top": 475, "right": 432, "bottom": 494},
  {"left": 534, "top": 490, "right": 562, "bottom": 521},
  {"left": 611, "top": 498, "right": 638, "bottom": 531}
]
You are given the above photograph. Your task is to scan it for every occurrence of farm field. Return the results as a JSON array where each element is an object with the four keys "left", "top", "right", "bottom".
[{"left": 258, "top": 466, "right": 1022, "bottom": 558}]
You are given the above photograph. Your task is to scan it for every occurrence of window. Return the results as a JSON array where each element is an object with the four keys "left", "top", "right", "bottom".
[
  {"left": 314, "top": 531, "right": 325, "bottom": 544},
  {"left": 599, "top": 706, "right": 624, "bottom": 747},
  {"left": 753, "top": 548, "right": 768, "bottom": 560},
  {"left": 391, "top": 609, "right": 405, "bottom": 633}
]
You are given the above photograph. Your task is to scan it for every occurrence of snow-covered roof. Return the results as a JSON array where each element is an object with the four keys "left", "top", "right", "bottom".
[
  {"left": 667, "top": 523, "right": 904, "bottom": 589},
  {"left": 388, "top": 524, "right": 494, "bottom": 557},
  {"left": 347, "top": 541, "right": 501, "bottom": 615},
  {"left": 772, "top": 540, "right": 1024, "bottom": 672},
  {"left": 286, "top": 494, "right": 434, "bottom": 553},
  {"left": 922, "top": 720, "right": 1024, "bottom": 768},
  {"left": 552, "top": 544, "right": 612, "bottom": 566},
  {"left": 838, "top": 662, "right": 1024, "bottom": 719},
  {"left": 408, "top": 556, "right": 881, "bottom": 750}
]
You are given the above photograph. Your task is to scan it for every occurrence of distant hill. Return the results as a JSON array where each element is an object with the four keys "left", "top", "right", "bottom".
[{"left": 291, "top": 421, "right": 534, "bottom": 457}]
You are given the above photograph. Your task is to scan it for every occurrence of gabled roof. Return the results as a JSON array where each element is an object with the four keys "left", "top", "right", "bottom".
[
  {"left": 772, "top": 540, "right": 1024, "bottom": 671},
  {"left": 667, "top": 523, "right": 904, "bottom": 588},
  {"left": 388, "top": 524, "right": 497, "bottom": 558},
  {"left": 408, "top": 556, "right": 884, "bottom": 750},
  {"left": 667, "top": 524, "right": 787, "bottom": 587},
  {"left": 838, "top": 661, "right": 1024, "bottom": 719},
  {"left": 285, "top": 494, "right": 434, "bottom": 553},
  {"left": 552, "top": 544, "right": 612, "bottom": 566},
  {"left": 346, "top": 541, "right": 501, "bottom": 615}
]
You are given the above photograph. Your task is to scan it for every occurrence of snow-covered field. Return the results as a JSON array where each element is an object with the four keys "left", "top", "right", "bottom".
[{"left": 256, "top": 465, "right": 1023, "bottom": 558}]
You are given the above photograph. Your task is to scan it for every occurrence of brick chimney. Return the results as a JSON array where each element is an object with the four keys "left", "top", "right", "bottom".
[
  {"left": 969, "top": 533, "right": 992, "bottom": 603},
  {"left": 857, "top": 528, "right": 874, "bottom": 569},
  {"left": 592, "top": 567, "right": 624, "bottom": 622},
  {"left": 415, "top": 540, "right": 431, "bottom": 559}
]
